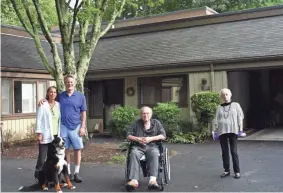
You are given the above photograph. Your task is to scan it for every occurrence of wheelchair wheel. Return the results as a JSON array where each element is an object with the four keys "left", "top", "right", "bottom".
[{"left": 164, "top": 147, "right": 171, "bottom": 184}]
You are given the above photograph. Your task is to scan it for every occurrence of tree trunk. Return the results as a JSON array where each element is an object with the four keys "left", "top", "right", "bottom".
[{"left": 55, "top": 72, "right": 65, "bottom": 92}]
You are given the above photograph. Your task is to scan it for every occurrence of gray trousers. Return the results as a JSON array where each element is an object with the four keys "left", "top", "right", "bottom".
[
  {"left": 34, "top": 135, "right": 57, "bottom": 178},
  {"left": 34, "top": 143, "right": 50, "bottom": 178},
  {"left": 128, "top": 144, "right": 159, "bottom": 180}
]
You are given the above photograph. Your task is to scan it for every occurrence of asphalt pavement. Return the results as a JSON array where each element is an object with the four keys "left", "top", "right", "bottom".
[{"left": 1, "top": 140, "right": 283, "bottom": 192}]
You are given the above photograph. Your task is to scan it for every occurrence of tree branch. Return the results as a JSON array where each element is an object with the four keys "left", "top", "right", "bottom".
[
  {"left": 32, "top": 0, "right": 54, "bottom": 45},
  {"left": 33, "top": 36, "right": 56, "bottom": 77},
  {"left": 10, "top": 0, "right": 34, "bottom": 37},
  {"left": 99, "top": 0, "right": 126, "bottom": 37},
  {"left": 69, "top": 0, "right": 82, "bottom": 43},
  {"left": 21, "top": 0, "right": 37, "bottom": 34},
  {"left": 32, "top": 0, "right": 63, "bottom": 74},
  {"left": 55, "top": 0, "right": 69, "bottom": 45},
  {"left": 11, "top": 0, "right": 55, "bottom": 76}
]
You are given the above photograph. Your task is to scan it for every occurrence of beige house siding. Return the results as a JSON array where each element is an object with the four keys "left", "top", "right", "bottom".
[
  {"left": 214, "top": 71, "right": 228, "bottom": 92},
  {"left": 124, "top": 77, "right": 138, "bottom": 107},
  {"left": 2, "top": 118, "right": 36, "bottom": 141},
  {"left": 85, "top": 71, "right": 228, "bottom": 133},
  {"left": 188, "top": 71, "right": 228, "bottom": 122}
]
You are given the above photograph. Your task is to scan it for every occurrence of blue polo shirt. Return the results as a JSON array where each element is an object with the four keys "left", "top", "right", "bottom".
[{"left": 58, "top": 91, "right": 87, "bottom": 130}]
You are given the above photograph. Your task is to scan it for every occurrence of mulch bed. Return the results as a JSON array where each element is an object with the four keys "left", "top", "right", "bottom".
[{"left": 1, "top": 142, "right": 125, "bottom": 163}]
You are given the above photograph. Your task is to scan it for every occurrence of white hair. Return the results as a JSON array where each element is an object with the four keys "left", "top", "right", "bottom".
[
  {"left": 140, "top": 106, "right": 153, "bottom": 115},
  {"left": 219, "top": 88, "right": 232, "bottom": 97}
]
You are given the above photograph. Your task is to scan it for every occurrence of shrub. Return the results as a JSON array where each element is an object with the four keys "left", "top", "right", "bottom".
[
  {"left": 153, "top": 102, "right": 181, "bottom": 137},
  {"left": 108, "top": 106, "right": 139, "bottom": 139},
  {"left": 168, "top": 131, "right": 207, "bottom": 144},
  {"left": 190, "top": 91, "right": 220, "bottom": 131},
  {"left": 177, "top": 120, "right": 198, "bottom": 133}
]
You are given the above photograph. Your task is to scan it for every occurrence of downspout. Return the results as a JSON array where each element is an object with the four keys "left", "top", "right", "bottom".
[
  {"left": 209, "top": 63, "right": 216, "bottom": 134},
  {"left": 210, "top": 63, "right": 216, "bottom": 92}
]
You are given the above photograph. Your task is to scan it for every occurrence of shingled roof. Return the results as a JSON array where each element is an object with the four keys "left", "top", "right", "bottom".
[
  {"left": 2, "top": 6, "right": 283, "bottom": 72},
  {"left": 1, "top": 33, "right": 63, "bottom": 70},
  {"left": 88, "top": 14, "right": 283, "bottom": 71}
]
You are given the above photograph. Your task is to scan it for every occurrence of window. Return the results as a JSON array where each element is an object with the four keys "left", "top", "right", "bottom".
[
  {"left": 1, "top": 79, "right": 47, "bottom": 115},
  {"left": 139, "top": 75, "right": 187, "bottom": 107},
  {"left": 14, "top": 81, "right": 36, "bottom": 113},
  {"left": 1, "top": 79, "right": 12, "bottom": 115}
]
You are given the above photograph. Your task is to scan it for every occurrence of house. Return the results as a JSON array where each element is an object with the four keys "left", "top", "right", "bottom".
[
  {"left": 1, "top": 5, "right": 283, "bottom": 141},
  {"left": 1, "top": 24, "right": 61, "bottom": 141},
  {"left": 82, "top": 5, "right": 283, "bottom": 133}
]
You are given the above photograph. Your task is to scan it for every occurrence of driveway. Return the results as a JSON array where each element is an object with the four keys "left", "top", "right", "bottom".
[{"left": 1, "top": 140, "right": 283, "bottom": 192}]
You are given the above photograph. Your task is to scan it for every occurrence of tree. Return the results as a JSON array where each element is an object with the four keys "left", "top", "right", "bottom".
[
  {"left": 7, "top": 0, "right": 128, "bottom": 143},
  {"left": 2, "top": 0, "right": 58, "bottom": 29},
  {"left": 118, "top": 0, "right": 283, "bottom": 19},
  {"left": 8, "top": 0, "right": 127, "bottom": 93}
]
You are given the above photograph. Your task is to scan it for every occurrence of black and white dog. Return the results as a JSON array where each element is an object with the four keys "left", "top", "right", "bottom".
[{"left": 19, "top": 137, "right": 75, "bottom": 193}]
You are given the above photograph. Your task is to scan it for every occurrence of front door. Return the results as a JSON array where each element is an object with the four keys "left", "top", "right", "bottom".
[{"left": 103, "top": 79, "right": 124, "bottom": 130}]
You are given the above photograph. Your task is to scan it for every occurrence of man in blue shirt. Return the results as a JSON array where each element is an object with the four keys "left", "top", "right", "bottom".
[
  {"left": 59, "top": 75, "right": 87, "bottom": 183},
  {"left": 37, "top": 74, "right": 87, "bottom": 183}
]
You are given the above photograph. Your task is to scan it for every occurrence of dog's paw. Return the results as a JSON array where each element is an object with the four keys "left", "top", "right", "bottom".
[
  {"left": 43, "top": 187, "right": 48, "bottom": 191},
  {"left": 70, "top": 186, "right": 76, "bottom": 190},
  {"left": 60, "top": 183, "right": 68, "bottom": 187},
  {"left": 67, "top": 185, "right": 76, "bottom": 190},
  {"left": 56, "top": 191, "right": 63, "bottom": 193}
]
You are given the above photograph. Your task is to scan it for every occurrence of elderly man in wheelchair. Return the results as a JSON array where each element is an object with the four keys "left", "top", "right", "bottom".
[{"left": 125, "top": 106, "right": 169, "bottom": 191}]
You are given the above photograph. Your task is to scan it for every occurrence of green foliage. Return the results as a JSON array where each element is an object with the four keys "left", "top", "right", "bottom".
[
  {"left": 191, "top": 91, "right": 220, "bottom": 130},
  {"left": 107, "top": 155, "right": 126, "bottom": 164},
  {"left": 153, "top": 102, "right": 181, "bottom": 137},
  {"left": 118, "top": 0, "right": 165, "bottom": 18},
  {"left": 177, "top": 120, "right": 199, "bottom": 133},
  {"left": 77, "top": 2, "right": 99, "bottom": 23},
  {"left": 108, "top": 106, "right": 139, "bottom": 139},
  {"left": 1, "top": 0, "right": 58, "bottom": 29},
  {"left": 118, "top": 141, "right": 130, "bottom": 152},
  {"left": 168, "top": 131, "right": 207, "bottom": 144},
  {"left": 118, "top": 0, "right": 283, "bottom": 19}
]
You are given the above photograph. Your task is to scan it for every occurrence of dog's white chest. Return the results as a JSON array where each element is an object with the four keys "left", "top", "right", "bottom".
[{"left": 56, "top": 151, "right": 67, "bottom": 174}]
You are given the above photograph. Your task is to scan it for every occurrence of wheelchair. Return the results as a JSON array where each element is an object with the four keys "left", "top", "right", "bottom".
[{"left": 125, "top": 141, "right": 171, "bottom": 191}]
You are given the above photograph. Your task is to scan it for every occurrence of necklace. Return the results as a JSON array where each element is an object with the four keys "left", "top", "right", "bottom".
[
  {"left": 223, "top": 104, "right": 231, "bottom": 119},
  {"left": 49, "top": 102, "right": 55, "bottom": 116},
  {"left": 49, "top": 102, "right": 55, "bottom": 108}
]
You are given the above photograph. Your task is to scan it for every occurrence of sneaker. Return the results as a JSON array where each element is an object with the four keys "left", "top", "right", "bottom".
[
  {"left": 220, "top": 171, "right": 230, "bottom": 178},
  {"left": 234, "top": 173, "right": 241, "bottom": 179},
  {"left": 126, "top": 180, "right": 139, "bottom": 191},
  {"left": 148, "top": 179, "right": 159, "bottom": 189},
  {"left": 74, "top": 173, "right": 82, "bottom": 183}
]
